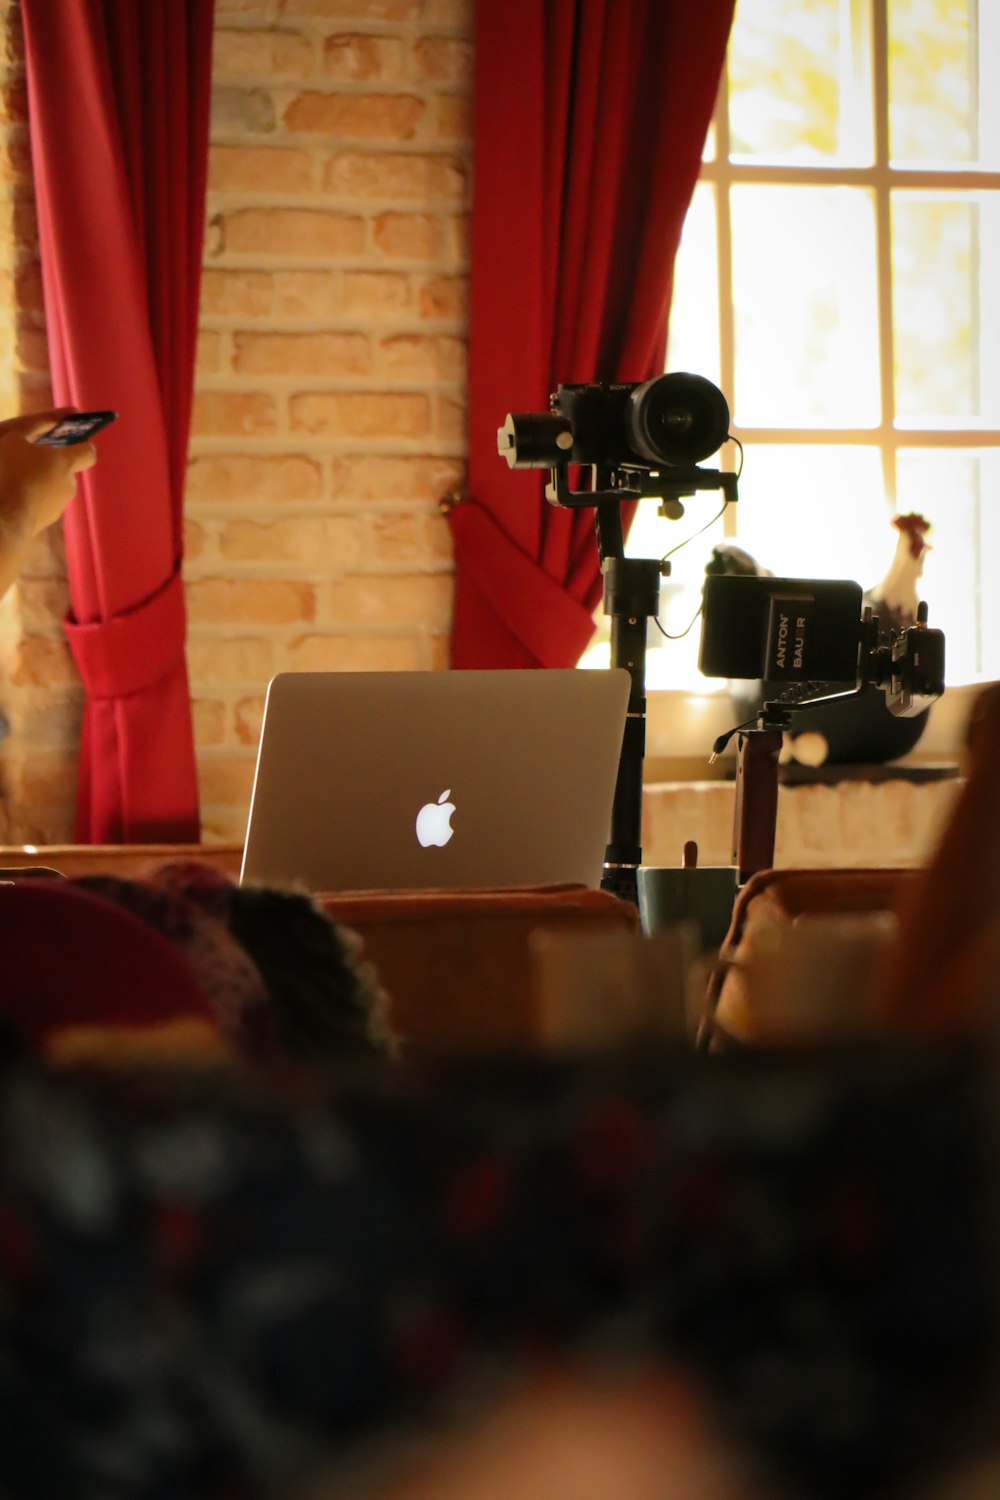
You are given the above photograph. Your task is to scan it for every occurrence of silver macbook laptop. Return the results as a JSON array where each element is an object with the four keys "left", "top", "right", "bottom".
[{"left": 240, "top": 669, "right": 630, "bottom": 893}]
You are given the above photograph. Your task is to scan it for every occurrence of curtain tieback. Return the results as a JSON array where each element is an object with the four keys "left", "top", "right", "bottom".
[{"left": 64, "top": 564, "right": 188, "bottom": 700}]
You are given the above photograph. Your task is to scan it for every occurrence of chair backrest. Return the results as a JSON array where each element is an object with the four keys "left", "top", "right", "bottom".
[
  {"left": 874, "top": 680, "right": 1000, "bottom": 1035},
  {"left": 0, "top": 879, "right": 222, "bottom": 1061},
  {"left": 702, "top": 867, "right": 918, "bottom": 1048}
]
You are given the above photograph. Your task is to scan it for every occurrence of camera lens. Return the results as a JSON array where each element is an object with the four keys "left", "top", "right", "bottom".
[{"left": 626, "top": 372, "right": 730, "bottom": 466}]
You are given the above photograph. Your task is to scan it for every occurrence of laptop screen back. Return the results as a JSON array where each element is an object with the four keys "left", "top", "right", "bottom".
[{"left": 240, "top": 669, "right": 630, "bottom": 893}]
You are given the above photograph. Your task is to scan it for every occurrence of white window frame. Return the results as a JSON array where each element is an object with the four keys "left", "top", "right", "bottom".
[{"left": 644, "top": 0, "right": 995, "bottom": 762}]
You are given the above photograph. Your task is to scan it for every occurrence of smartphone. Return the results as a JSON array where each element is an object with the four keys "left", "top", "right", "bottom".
[{"left": 34, "top": 410, "right": 117, "bottom": 446}]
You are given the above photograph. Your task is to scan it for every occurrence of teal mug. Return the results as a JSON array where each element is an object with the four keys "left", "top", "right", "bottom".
[{"left": 637, "top": 865, "right": 739, "bottom": 954}]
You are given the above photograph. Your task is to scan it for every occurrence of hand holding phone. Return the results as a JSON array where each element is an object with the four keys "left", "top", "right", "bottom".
[{"left": 34, "top": 410, "right": 117, "bottom": 446}]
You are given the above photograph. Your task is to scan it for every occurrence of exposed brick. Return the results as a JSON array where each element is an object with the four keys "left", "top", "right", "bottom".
[
  {"left": 187, "top": 453, "right": 324, "bottom": 505},
  {"left": 448, "top": 210, "right": 470, "bottom": 260},
  {"left": 336, "top": 454, "right": 461, "bottom": 500},
  {"left": 191, "top": 390, "right": 280, "bottom": 437},
  {"left": 186, "top": 577, "right": 317, "bottom": 625},
  {"left": 196, "top": 329, "right": 226, "bottom": 377},
  {"left": 273, "top": 269, "right": 340, "bottom": 317},
  {"left": 435, "top": 395, "right": 466, "bottom": 443},
  {"left": 290, "top": 391, "right": 430, "bottom": 438},
  {"left": 200, "top": 268, "right": 275, "bottom": 318},
  {"left": 429, "top": 632, "right": 450, "bottom": 670},
  {"left": 5, "top": 749, "right": 77, "bottom": 806},
  {"left": 183, "top": 517, "right": 209, "bottom": 561},
  {"left": 187, "top": 635, "right": 276, "bottom": 687},
  {"left": 192, "top": 698, "right": 227, "bottom": 747},
  {"left": 324, "top": 34, "right": 405, "bottom": 82},
  {"left": 215, "top": 0, "right": 276, "bottom": 16},
  {"left": 340, "top": 270, "right": 412, "bottom": 318},
  {"left": 0, "top": 693, "right": 81, "bottom": 751},
  {"left": 370, "top": 513, "right": 421, "bottom": 562},
  {"left": 219, "top": 515, "right": 363, "bottom": 566},
  {"left": 200, "top": 807, "right": 250, "bottom": 845},
  {"left": 197, "top": 754, "right": 257, "bottom": 807},
  {"left": 220, "top": 207, "right": 365, "bottom": 256},
  {"left": 321, "top": 572, "right": 452, "bottom": 627},
  {"left": 232, "top": 330, "right": 372, "bottom": 377},
  {"left": 279, "top": 0, "right": 419, "bottom": 19},
  {"left": 211, "top": 85, "right": 277, "bottom": 134},
  {"left": 434, "top": 92, "right": 471, "bottom": 142},
  {"left": 418, "top": 273, "right": 468, "bottom": 320},
  {"left": 213, "top": 27, "right": 316, "bottom": 79},
  {"left": 205, "top": 216, "right": 225, "bottom": 258},
  {"left": 209, "top": 144, "right": 314, "bottom": 194},
  {"left": 413, "top": 36, "right": 472, "bottom": 84},
  {"left": 373, "top": 212, "right": 444, "bottom": 260},
  {"left": 425, "top": 512, "right": 454, "bottom": 560},
  {"left": 423, "top": 0, "right": 473, "bottom": 27},
  {"left": 324, "top": 151, "right": 465, "bottom": 199},
  {"left": 235, "top": 695, "right": 266, "bottom": 746},
  {"left": 9, "top": 637, "right": 78, "bottom": 687},
  {"left": 378, "top": 333, "right": 466, "bottom": 382},
  {"left": 286, "top": 633, "right": 421, "bottom": 672},
  {"left": 283, "top": 91, "right": 424, "bottom": 140}
]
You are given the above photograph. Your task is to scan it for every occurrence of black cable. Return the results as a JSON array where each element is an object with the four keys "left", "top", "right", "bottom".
[
  {"left": 660, "top": 498, "right": 730, "bottom": 565},
  {"left": 653, "top": 430, "right": 743, "bottom": 641},
  {"left": 654, "top": 601, "right": 704, "bottom": 642}
]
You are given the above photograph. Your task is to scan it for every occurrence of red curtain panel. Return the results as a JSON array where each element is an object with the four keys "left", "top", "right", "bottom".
[
  {"left": 450, "top": 0, "right": 736, "bottom": 668},
  {"left": 21, "top": 0, "right": 214, "bottom": 841}
]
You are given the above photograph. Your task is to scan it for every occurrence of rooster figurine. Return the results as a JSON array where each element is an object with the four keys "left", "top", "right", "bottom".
[
  {"left": 718, "top": 513, "right": 935, "bottom": 767},
  {"left": 866, "top": 512, "right": 932, "bottom": 629}
]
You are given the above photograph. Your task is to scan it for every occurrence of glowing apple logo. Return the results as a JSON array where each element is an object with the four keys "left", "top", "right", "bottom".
[{"left": 415, "top": 789, "right": 456, "bottom": 848}]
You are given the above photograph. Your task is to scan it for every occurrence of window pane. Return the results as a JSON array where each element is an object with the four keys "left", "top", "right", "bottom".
[
  {"left": 728, "top": 0, "right": 873, "bottom": 165},
  {"left": 731, "top": 445, "right": 889, "bottom": 584},
  {"left": 732, "top": 187, "right": 880, "bottom": 426},
  {"left": 629, "top": 492, "right": 729, "bottom": 690},
  {"left": 893, "top": 194, "right": 1000, "bottom": 425},
  {"left": 888, "top": 0, "right": 983, "bottom": 165},
  {"left": 665, "top": 183, "right": 721, "bottom": 390},
  {"left": 896, "top": 448, "right": 1000, "bottom": 680}
]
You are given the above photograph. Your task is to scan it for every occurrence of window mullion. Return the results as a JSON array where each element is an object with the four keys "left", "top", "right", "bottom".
[
  {"left": 711, "top": 67, "right": 737, "bottom": 537},
  {"left": 871, "top": 0, "right": 897, "bottom": 515}
]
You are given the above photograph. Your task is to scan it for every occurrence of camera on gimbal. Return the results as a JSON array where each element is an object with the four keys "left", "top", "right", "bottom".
[
  {"left": 497, "top": 372, "right": 737, "bottom": 514},
  {"left": 497, "top": 371, "right": 739, "bottom": 903}
]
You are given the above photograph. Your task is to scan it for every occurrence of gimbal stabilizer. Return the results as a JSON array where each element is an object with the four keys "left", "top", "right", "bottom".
[{"left": 498, "top": 373, "right": 736, "bottom": 905}]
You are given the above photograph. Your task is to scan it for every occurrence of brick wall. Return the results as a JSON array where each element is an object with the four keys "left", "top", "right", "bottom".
[{"left": 0, "top": 0, "right": 473, "bottom": 844}]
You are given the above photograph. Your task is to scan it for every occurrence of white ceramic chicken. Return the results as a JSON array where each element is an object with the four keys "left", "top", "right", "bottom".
[{"left": 865, "top": 512, "right": 932, "bottom": 635}]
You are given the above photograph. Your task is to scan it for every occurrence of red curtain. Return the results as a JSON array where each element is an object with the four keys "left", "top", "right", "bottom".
[
  {"left": 450, "top": 0, "right": 735, "bottom": 668},
  {"left": 22, "top": 0, "right": 214, "bottom": 841}
]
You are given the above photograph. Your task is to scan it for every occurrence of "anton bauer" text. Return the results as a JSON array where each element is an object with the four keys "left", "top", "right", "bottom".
[{"left": 776, "top": 612, "right": 806, "bottom": 670}]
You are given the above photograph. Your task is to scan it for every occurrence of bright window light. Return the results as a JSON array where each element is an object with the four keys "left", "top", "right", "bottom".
[{"left": 585, "top": 0, "right": 1000, "bottom": 687}]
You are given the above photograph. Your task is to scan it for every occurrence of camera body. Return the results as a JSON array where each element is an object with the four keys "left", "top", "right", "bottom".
[{"left": 498, "top": 372, "right": 732, "bottom": 474}]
